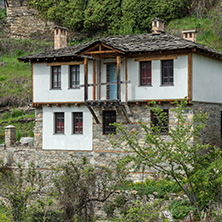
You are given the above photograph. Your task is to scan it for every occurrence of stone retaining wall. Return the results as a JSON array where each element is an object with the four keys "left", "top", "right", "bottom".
[{"left": 6, "top": 0, "right": 54, "bottom": 38}]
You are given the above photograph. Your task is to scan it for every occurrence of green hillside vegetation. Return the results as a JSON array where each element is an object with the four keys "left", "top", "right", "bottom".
[
  {"left": 0, "top": 109, "right": 35, "bottom": 144},
  {"left": 0, "top": 39, "right": 52, "bottom": 107}
]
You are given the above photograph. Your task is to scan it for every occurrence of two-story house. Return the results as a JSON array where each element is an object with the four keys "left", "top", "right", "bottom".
[{"left": 18, "top": 18, "right": 222, "bottom": 151}]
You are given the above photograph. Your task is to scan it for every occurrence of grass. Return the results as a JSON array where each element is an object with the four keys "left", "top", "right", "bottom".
[
  {"left": 0, "top": 55, "right": 32, "bottom": 106},
  {"left": 166, "top": 16, "right": 222, "bottom": 51},
  {"left": 0, "top": 37, "right": 53, "bottom": 107},
  {"left": 0, "top": 110, "right": 35, "bottom": 144},
  {"left": 0, "top": 206, "right": 11, "bottom": 222}
]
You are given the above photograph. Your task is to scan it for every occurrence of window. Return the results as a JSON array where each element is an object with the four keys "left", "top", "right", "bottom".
[
  {"left": 73, "top": 112, "right": 83, "bottom": 134},
  {"left": 151, "top": 109, "right": 168, "bottom": 134},
  {"left": 70, "top": 65, "right": 80, "bottom": 88},
  {"left": 140, "top": 61, "right": 152, "bottom": 85},
  {"left": 52, "top": 66, "right": 61, "bottom": 89},
  {"left": 55, "top": 112, "right": 64, "bottom": 134},
  {"left": 103, "top": 111, "right": 116, "bottom": 135},
  {"left": 161, "top": 60, "right": 173, "bottom": 85}
]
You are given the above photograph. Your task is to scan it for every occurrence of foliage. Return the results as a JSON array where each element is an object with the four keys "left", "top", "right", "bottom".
[
  {"left": 190, "top": 0, "right": 219, "bottom": 18},
  {"left": 122, "top": 178, "right": 181, "bottom": 198},
  {"left": 169, "top": 199, "right": 196, "bottom": 219},
  {"left": 29, "top": 0, "right": 189, "bottom": 36},
  {"left": 0, "top": 161, "right": 45, "bottom": 222},
  {"left": 166, "top": 16, "right": 222, "bottom": 51},
  {"left": 51, "top": 156, "right": 128, "bottom": 222},
  {"left": 113, "top": 199, "right": 169, "bottom": 222},
  {"left": 0, "top": 8, "right": 6, "bottom": 20},
  {"left": 112, "top": 100, "right": 222, "bottom": 221}
]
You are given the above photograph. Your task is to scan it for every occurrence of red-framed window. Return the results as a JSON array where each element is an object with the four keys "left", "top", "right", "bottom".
[
  {"left": 52, "top": 66, "right": 61, "bottom": 89},
  {"left": 161, "top": 60, "right": 173, "bottom": 85},
  {"left": 55, "top": 112, "right": 64, "bottom": 134},
  {"left": 103, "top": 111, "right": 116, "bottom": 135},
  {"left": 140, "top": 61, "right": 152, "bottom": 85},
  {"left": 70, "top": 65, "right": 80, "bottom": 88},
  {"left": 73, "top": 112, "right": 83, "bottom": 134}
]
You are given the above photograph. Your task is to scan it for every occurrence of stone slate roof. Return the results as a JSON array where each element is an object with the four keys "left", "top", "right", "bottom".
[{"left": 18, "top": 33, "right": 222, "bottom": 62}]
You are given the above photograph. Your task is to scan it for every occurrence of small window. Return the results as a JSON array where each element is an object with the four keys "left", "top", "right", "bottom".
[
  {"left": 103, "top": 111, "right": 116, "bottom": 135},
  {"left": 55, "top": 112, "right": 64, "bottom": 134},
  {"left": 73, "top": 112, "right": 83, "bottom": 134},
  {"left": 161, "top": 60, "right": 173, "bottom": 85},
  {"left": 52, "top": 66, "right": 61, "bottom": 89},
  {"left": 70, "top": 65, "right": 80, "bottom": 88},
  {"left": 151, "top": 109, "right": 168, "bottom": 134},
  {"left": 140, "top": 61, "right": 152, "bottom": 86}
]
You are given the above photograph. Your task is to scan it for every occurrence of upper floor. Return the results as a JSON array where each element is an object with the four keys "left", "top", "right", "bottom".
[{"left": 19, "top": 19, "right": 222, "bottom": 106}]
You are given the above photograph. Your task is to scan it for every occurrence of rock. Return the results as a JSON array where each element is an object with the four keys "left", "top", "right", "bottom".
[
  {"left": 20, "top": 137, "right": 34, "bottom": 145},
  {"left": 161, "top": 210, "right": 174, "bottom": 221}
]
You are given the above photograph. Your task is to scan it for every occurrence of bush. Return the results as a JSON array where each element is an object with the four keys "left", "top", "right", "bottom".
[
  {"left": 2, "top": 112, "right": 10, "bottom": 120},
  {"left": 51, "top": 157, "right": 127, "bottom": 221},
  {"left": 169, "top": 199, "right": 197, "bottom": 219},
  {"left": 11, "top": 109, "right": 23, "bottom": 118},
  {"left": 32, "top": 211, "right": 64, "bottom": 222}
]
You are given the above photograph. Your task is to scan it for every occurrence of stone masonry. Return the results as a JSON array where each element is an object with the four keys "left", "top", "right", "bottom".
[{"left": 6, "top": 0, "right": 55, "bottom": 38}]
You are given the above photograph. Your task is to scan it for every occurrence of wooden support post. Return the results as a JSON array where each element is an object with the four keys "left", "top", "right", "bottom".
[
  {"left": 87, "top": 106, "right": 100, "bottom": 124},
  {"left": 84, "top": 57, "right": 88, "bottom": 101},
  {"left": 188, "top": 53, "right": 193, "bottom": 101},
  {"left": 93, "top": 59, "right": 96, "bottom": 100},
  {"left": 125, "top": 57, "right": 128, "bottom": 102},
  {"left": 117, "top": 56, "right": 121, "bottom": 101},
  {"left": 120, "top": 105, "right": 131, "bottom": 123},
  {"left": 99, "top": 60, "right": 101, "bottom": 100}
]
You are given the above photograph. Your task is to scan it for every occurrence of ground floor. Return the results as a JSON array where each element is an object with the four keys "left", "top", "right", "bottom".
[{"left": 34, "top": 101, "right": 222, "bottom": 151}]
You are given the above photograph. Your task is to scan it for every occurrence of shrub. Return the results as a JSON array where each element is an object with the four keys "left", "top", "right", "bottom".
[
  {"left": 51, "top": 156, "right": 127, "bottom": 221},
  {"left": 11, "top": 108, "right": 23, "bottom": 118},
  {"left": 169, "top": 199, "right": 197, "bottom": 219},
  {"left": 2, "top": 112, "right": 10, "bottom": 120}
]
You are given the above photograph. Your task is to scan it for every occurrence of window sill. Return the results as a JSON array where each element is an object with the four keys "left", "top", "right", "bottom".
[
  {"left": 68, "top": 87, "right": 81, "bottom": 90},
  {"left": 160, "top": 84, "right": 174, "bottom": 87},
  {"left": 54, "top": 133, "right": 65, "bottom": 135},
  {"left": 50, "top": 88, "right": 62, "bottom": 90},
  {"left": 139, "top": 84, "right": 152, "bottom": 87},
  {"left": 72, "top": 133, "right": 83, "bottom": 135}
]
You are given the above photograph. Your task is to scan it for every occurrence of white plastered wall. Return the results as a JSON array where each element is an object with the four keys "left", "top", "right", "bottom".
[
  {"left": 42, "top": 105, "right": 92, "bottom": 150},
  {"left": 33, "top": 62, "right": 93, "bottom": 103},
  {"left": 127, "top": 56, "right": 188, "bottom": 101},
  {"left": 192, "top": 54, "right": 222, "bottom": 103}
]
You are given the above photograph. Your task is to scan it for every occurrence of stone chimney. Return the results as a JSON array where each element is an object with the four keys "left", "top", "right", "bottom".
[
  {"left": 182, "top": 30, "right": 196, "bottom": 42},
  {"left": 151, "top": 18, "right": 164, "bottom": 34},
  {"left": 54, "top": 26, "right": 68, "bottom": 49}
]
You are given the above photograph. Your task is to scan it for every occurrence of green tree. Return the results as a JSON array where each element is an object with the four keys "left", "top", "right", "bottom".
[
  {"left": 112, "top": 100, "right": 222, "bottom": 221},
  {"left": 84, "top": 0, "right": 122, "bottom": 34}
]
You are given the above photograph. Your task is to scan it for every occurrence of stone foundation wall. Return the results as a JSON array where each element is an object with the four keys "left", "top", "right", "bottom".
[
  {"left": 34, "top": 108, "right": 42, "bottom": 147},
  {"left": 192, "top": 102, "right": 222, "bottom": 147},
  {"left": 2, "top": 102, "right": 221, "bottom": 179},
  {"left": 6, "top": 0, "right": 55, "bottom": 38}
]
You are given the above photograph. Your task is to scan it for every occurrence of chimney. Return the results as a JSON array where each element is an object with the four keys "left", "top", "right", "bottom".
[
  {"left": 151, "top": 18, "right": 164, "bottom": 34},
  {"left": 182, "top": 30, "right": 196, "bottom": 42},
  {"left": 54, "top": 26, "right": 68, "bottom": 49}
]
